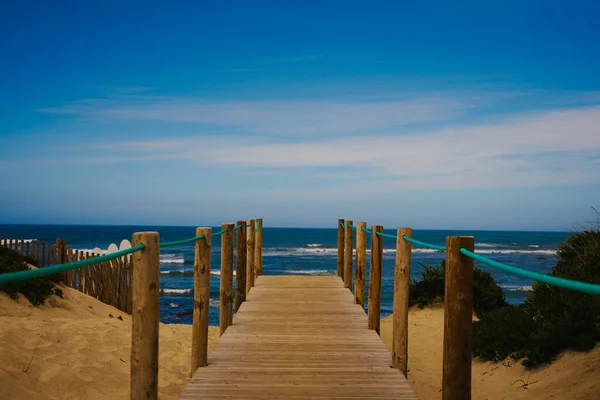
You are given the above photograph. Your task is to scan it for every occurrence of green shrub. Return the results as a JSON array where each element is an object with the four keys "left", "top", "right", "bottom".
[
  {"left": 472, "top": 305, "right": 530, "bottom": 361},
  {"left": 408, "top": 260, "right": 508, "bottom": 317},
  {"left": 473, "top": 229, "right": 600, "bottom": 368},
  {"left": 0, "top": 246, "right": 62, "bottom": 305}
]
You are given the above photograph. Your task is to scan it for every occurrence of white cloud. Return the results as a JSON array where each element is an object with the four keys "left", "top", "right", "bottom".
[
  {"left": 59, "top": 105, "right": 600, "bottom": 192},
  {"left": 39, "top": 94, "right": 476, "bottom": 135}
]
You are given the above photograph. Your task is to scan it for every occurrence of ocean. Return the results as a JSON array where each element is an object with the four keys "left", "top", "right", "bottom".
[{"left": 0, "top": 224, "right": 569, "bottom": 325}]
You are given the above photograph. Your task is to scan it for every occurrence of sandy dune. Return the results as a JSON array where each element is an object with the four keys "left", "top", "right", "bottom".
[
  {"left": 1, "top": 287, "right": 599, "bottom": 399},
  {"left": 380, "top": 304, "right": 600, "bottom": 400},
  {"left": 0, "top": 286, "right": 218, "bottom": 400}
]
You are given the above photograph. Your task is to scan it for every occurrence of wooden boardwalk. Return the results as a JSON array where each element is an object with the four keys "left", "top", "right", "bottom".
[{"left": 179, "top": 275, "right": 419, "bottom": 399}]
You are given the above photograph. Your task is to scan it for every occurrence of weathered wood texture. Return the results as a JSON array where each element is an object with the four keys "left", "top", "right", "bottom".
[
  {"left": 355, "top": 221, "right": 367, "bottom": 307},
  {"left": 337, "top": 219, "right": 345, "bottom": 278},
  {"left": 254, "top": 218, "right": 263, "bottom": 277},
  {"left": 443, "top": 236, "right": 475, "bottom": 400},
  {"left": 191, "top": 228, "right": 212, "bottom": 376},
  {"left": 368, "top": 226, "right": 384, "bottom": 335},
  {"left": 393, "top": 228, "right": 412, "bottom": 376},
  {"left": 344, "top": 219, "right": 353, "bottom": 289},
  {"left": 235, "top": 220, "right": 247, "bottom": 311},
  {"left": 220, "top": 223, "right": 234, "bottom": 336},
  {"left": 246, "top": 220, "right": 256, "bottom": 294},
  {"left": 0, "top": 238, "right": 133, "bottom": 314},
  {"left": 179, "top": 275, "right": 419, "bottom": 400},
  {"left": 130, "top": 232, "right": 160, "bottom": 400}
]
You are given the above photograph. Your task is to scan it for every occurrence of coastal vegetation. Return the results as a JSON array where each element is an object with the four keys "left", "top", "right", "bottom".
[
  {"left": 409, "top": 227, "right": 600, "bottom": 368},
  {"left": 0, "top": 246, "right": 62, "bottom": 305}
]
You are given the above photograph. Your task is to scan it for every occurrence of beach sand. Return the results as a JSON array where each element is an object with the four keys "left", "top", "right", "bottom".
[
  {"left": 0, "top": 285, "right": 219, "bottom": 400},
  {"left": 1, "top": 287, "right": 599, "bottom": 400},
  {"left": 380, "top": 304, "right": 600, "bottom": 400}
]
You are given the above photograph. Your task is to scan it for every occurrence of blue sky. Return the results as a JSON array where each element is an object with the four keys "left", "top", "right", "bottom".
[{"left": 1, "top": 0, "right": 599, "bottom": 230}]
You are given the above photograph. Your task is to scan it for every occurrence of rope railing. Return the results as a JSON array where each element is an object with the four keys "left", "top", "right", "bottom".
[
  {"left": 0, "top": 244, "right": 145, "bottom": 285},
  {"left": 460, "top": 248, "right": 600, "bottom": 295},
  {"left": 160, "top": 226, "right": 243, "bottom": 248},
  {"left": 337, "top": 217, "right": 600, "bottom": 399}
]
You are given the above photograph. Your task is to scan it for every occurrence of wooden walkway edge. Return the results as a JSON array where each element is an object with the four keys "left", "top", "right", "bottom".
[{"left": 179, "top": 275, "right": 419, "bottom": 399}]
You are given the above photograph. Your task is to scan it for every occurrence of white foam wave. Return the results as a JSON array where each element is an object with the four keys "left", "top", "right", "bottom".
[
  {"left": 476, "top": 249, "right": 556, "bottom": 255},
  {"left": 306, "top": 243, "right": 322, "bottom": 248},
  {"left": 501, "top": 285, "right": 533, "bottom": 292},
  {"left": 160, "top": 254, "right": 185, "bottom": 264},
  {"left": 168, "top": 303, "right": 180, "bottom": 308},
  {"left": 1, "top": 238, "right": 37, "bottom": 244},
  {"left": 528, "top": 245, "right": 540, "bottom": 248},
  {"left": 161, "top": 288, "right": 192, "bottom": 294},
  {"left": 263, "top": 247, "right": 556, "bottom": 257},
  {"left": 210, "top": 270, "right": 237, "bottom": 276},
  {"left": 477, "top": 243, "right": 502, "bottom": 248}
]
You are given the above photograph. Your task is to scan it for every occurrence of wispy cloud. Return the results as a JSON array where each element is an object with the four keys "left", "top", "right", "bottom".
[
  {"left": 38, "top": 93, "right": 478, "bottom": 135},
  {"left": 47, "top": 105, "right": 600, "bottom": 192}
]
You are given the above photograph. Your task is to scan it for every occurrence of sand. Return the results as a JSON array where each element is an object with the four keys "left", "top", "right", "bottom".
[
  {"left": 2, "top": 288, "right": 599, "bottom": 400},
  {"left": 380, "top": 304, "right": 600, "bottom": 400},
  {"left": 0, "top": 286, "right": 219, "bottom": 400}
]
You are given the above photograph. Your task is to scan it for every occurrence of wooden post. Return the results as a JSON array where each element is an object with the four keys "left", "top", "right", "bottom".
[
  {"left": 368, "top": 225, "right": 383, "bottom": 335},
  {"left": 130, "top": 231, "right": 160, "bottom": 400},
  {"left": 255, "top": 218, "right": 263, "bottom": 277},
  {"left": 25, "top": 241, "right": 30, "bottom": 257},
  {"left": 235, "top": 220, "right": 247, "bottom": 311},
  {"left": 220, "top": 223, "right": 234, "bottom": 336},
  {"left": 56, "top": 238, "right": 66, "bottom": 264},
  {"left": 337, "top": 219, "right": 345, "bottom": 278},
  {"left": 191, "top": 227, "right": 212, "bottom": 376},
  {"left": 393, "top": 228, "right": 412, "bottom": 376},
  {"left": 344, "top": 219, "right": 353, "bottom": 289},
  {"left": 355, "top": 222, "right": 367, "bottom": 307},
  {"left": 246, "top": 219, "right": 256, "bottom": 294},
  {"left": 41, "top": 242, "right": 47, "bottom": 267},
  {"left": 442, "top": 236, "right": 475, "bottom": 400}
]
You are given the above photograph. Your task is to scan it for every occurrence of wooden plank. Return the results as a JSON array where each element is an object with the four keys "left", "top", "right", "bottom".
[{"left": 178, "top": 275, "right": 418, "bottom": 399}]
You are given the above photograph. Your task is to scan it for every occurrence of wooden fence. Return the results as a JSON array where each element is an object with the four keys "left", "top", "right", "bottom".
[{"left": 1, "top": 237, "right": 135, "bottom": 314}]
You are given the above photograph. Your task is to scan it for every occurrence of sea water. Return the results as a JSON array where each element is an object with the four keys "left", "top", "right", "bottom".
[{"left": 0, "top": 225, "right": 569, "bottom": 325}]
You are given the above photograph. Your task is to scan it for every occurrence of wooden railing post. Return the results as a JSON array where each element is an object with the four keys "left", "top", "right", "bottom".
[
  {"left": 368, "top": 225, "right": 383, "bottom": 335},
  {"left": 255, "top": 218, "right": 263, "bottom": 277},
  {"left": 393, "top": 228, "right": 412, "bottom": 376},
  {"left": 191, "top": 227, "right": 212, "bottom": 376},
  {"left": 130, "top": 231, "right": 160, "bottom": 400},
  {"left": 337, "top": 219, "right": 345, "bottom": 278},
  {"left": 246, "top": 219, "right": 256, "bottom": 294},
  {"left": 56, "top": 238, "right": 66, "bottom": 264},
  {"left": 442, "top": 236, "right": 475, "bottom": 400},
  {"left": 344, "top": 219, "right": 353, "bottom": 289},
  {"left": 220, "top": 223, "right": 234, "bottom": 336},
  {"left": 355, "top": 222, "right": 367, "bottom": 307},
  {"left": 235, "top": 220, "right": 247, "bottom": 311}
]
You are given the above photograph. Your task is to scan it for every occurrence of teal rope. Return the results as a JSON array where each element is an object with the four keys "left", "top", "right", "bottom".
[
  {"left": 234, "top": 224, "right": 243, "bottom": 231},
  {"left": 255, "top": 220, "right": 261, "bottom": 232},
  {"left": 361, "top": 226, "right": 372, "bottom": 234},
  {"left": 460, "top": 248, "right": 600, "bottom": 295},
  {"left": 402, "top": 236, "right": 446, "bottom": 252},
  {"left": 348, "top": 224, "right": 356, "bottom": 229},
  {"left": 212, "top": 228, "right": 228, "bottom": 237},
  {"left": 160, "top": 234, "right": 205, "bottom": 249},
  {"left": 340, "top": 221, "right": 346, "bottom": 229},
  {"left": 0, "top": 244, "right": 145, "bottom": 285},
  {"left": 376, "top": 231, "right": 397, "bottom": 239}
]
